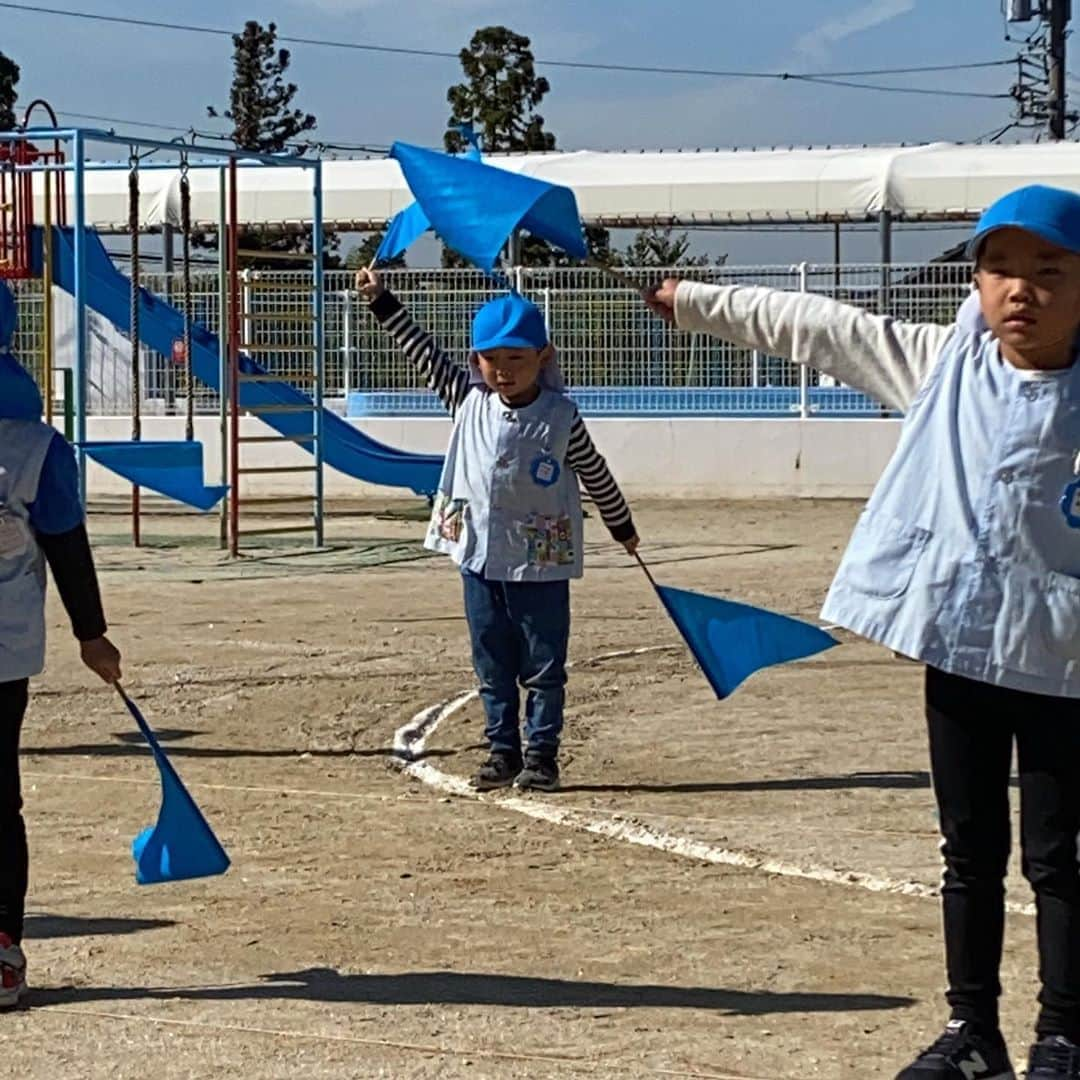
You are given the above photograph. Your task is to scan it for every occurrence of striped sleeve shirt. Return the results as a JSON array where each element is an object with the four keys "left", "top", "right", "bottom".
[{"left": 369, "top": 290, "right": 636, "bottom": 543}]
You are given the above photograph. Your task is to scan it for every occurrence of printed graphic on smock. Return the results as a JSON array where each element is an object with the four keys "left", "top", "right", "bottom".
[
  {"left": 430, "top": 494, "right": 468, "bottom": 543},
  {"left": 0, "top": 468, "right": 28, "bottom": 560},
  {"left": 524, "top": 513, "right": 575, "bottom": 567},
  {"left": 530, "top": 453, "right": 561, "bottom": 488},
  {"left": 1063, "top": 480, "right": 1080, "bottom": 529}
]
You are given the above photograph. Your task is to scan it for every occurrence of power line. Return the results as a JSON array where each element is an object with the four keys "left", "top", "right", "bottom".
[
  {"left": 797, "top": 75, "right": 1009, "bottom": 100},
  {"left": 47, "top": 107, "right": 385, "bottom": 153},
  {"left": 0, "top": 1, "right": 1017, "bottom": 85}
]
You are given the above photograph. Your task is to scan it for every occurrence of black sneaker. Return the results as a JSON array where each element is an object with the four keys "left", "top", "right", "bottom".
[
  {"left": 1028, "top": 1036, "right": 1080, "bottom": 1078},
  {"left": 513, "top": 755, "right": 560, "bottom": 792},
  {"left": 896, "top": 1021, "right": 1015, "bottom": 1080},
  {"left": 471, "top": 751, "right": 522, "bottom": 791}
]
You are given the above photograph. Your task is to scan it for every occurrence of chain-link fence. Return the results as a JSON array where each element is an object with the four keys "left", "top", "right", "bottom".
[{"left": 31, "top": 259, "right": 973, "bottom": 417}]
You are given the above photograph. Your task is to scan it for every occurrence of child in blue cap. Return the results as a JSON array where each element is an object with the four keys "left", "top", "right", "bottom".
[
  {"left": 647, "top": 185, "right": 1080, "bottom": 1080},
  {"left": 357, "top": 269, "right": 638, "bottom": 792},
  {"left": 0, "top": 281, "right": 121, "bottom": 1008}
]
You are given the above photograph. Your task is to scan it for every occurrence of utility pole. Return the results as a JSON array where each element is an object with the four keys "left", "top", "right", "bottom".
[
  {"left": 1047, "top": 0, "right": 1069, "bottom": 139},
  {"left": 1007, "top": 0, "right": 1074, "bottom": 138}
]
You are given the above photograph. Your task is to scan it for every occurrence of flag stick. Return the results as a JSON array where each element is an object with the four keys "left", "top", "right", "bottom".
[
  {"left": 633, "top": 549, "right": 659, "bottom": 591},
  {"left": 587, "top": 258, "right": 642, "bottom": 292}
]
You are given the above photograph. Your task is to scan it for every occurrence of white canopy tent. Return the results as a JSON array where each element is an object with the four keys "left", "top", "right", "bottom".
[{"left": 32, "top": 139, "right": 1080, "bottom": 234}]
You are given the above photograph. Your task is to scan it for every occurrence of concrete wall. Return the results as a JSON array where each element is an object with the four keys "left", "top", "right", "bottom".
[{"left": 78, "top": 415, "right": 901, "bottom": 501}]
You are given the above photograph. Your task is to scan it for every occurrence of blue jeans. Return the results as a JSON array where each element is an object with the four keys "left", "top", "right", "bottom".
[{"left": 462, "top": 570, "right": 570, "bottom": 760}]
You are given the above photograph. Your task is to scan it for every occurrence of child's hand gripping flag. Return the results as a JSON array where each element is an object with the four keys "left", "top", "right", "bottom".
[
  {"left": 115, "top": 685, "right": 230, "bottom": 885},
  {"left": 634, "top": 554, "right": 838, "bottom": 699}
]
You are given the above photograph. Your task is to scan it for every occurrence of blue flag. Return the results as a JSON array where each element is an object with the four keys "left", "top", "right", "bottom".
[
  {"left": 375, "top": 201, "right": 432, "bottom": 265},
  {"left": 117, "top": 688, "right": 230, "bottom": 886},
  {"left": 389, "top": 141, "right": 588, "bottom": 272},
  {"left": 655, "top": 585, "right": 838, "bottom": 699},
  {"left": 82, "top": 441, "right": 227, "bottom": 512}
]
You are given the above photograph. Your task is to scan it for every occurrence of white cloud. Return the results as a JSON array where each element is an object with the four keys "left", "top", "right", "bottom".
[{"left": 795, "top": 0, "right": 917, "bottom": 63}]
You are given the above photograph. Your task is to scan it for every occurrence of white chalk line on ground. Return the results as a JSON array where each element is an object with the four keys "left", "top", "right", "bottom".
[
  {"left": 392, "top": 647, "right": 1038, "bottom": 918},
  {"left": 35, "top": 1007, "right": 764, "bottom": 1080}
]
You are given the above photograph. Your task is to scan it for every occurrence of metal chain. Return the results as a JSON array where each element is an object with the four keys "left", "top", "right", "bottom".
[
  {"left": 127, "top": 151, "right": 140, "bottom": 442},
  {"left": 179, "top": 154, "right": 194, "bottom": 441}
]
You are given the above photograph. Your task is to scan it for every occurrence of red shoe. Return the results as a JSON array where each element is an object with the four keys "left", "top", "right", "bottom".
[{"left": 0, "top": 933, "right": 27, "bottom": 1009}]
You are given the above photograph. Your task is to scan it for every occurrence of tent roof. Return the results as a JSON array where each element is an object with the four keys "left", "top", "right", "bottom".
[{"left": 35, "top": 140, "right": 1080, "bottom": 232}]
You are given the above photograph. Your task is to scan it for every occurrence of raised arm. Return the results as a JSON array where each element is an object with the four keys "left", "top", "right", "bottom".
[
  {"left": 359, "top": 270, "right": 473, "bottom": 418},
  {"left": 648, "top": 279, "right": 956, "bottom": 412}
]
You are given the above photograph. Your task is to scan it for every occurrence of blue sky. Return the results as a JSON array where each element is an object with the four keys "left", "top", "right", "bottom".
[{"left": 2, "top": 0, "right": 1033, "bottom": 263}]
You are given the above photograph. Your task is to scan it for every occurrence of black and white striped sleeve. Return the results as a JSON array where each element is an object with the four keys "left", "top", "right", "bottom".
[
  {"left": 564, "top": 409, "right": 636, "bottom": 543},
  {"left": 369, "top": 290, "right": 472, "bottom": 417}
]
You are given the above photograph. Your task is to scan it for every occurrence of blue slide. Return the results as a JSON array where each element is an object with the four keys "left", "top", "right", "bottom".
[{"left": 48, "top": 226, "right": 443, "bottom": 497}]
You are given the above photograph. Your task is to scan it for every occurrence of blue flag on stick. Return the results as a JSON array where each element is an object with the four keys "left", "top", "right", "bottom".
[
  {"left": 374, "top": 201, "right": 432, "bottom": 266},
  {"left": 117, "top": 687, "right": 230, "bottom": 885},
  {"left": 389, "top": 141, "right": 588, "bottom": 272},
  {"left": 655, "top": 585, "right": 838, "bottom": 700}
]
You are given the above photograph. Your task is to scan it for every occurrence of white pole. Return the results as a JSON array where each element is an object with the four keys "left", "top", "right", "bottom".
[{"left": 797, "top": 262, "right": 809, "bottom": 419}]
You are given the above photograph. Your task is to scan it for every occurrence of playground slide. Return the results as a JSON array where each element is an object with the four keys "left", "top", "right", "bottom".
[{"left": 48, "top": 226, "right": 443, "bottom": 497}]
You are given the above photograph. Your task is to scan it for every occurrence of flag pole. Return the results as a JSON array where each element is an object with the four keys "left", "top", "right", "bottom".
[
  {"left": 633, "top": 549, "right": 659, "bottom": 591},
  {"left": 587, "top": 258, "right": 641, "bottom": 292}
]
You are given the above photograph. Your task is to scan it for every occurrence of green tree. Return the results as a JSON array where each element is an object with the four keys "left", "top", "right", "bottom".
[
  {"left": 209, "top": 20, "right": 315, "bottom": 154},
  {"left": 0, "top": 52, "right": 20, "bottom": 132},
  {"left": 445, "top": 26, "right": 555, "bottom": 155},
  {"left": 442, "top": 26, "right": 610, "bottom": 268},
  {"left": 622, "top": 226, "right": 714, "bottom": 268},
  {"left": 208, "top": 21, "right": 340, "bottom": 266}
]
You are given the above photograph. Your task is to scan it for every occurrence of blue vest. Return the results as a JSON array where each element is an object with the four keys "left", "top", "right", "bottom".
[
  {"left": 823, "top": 326, "right": 1080, "bottom": 698},
  {"left": 426, "top": 388, "right": 584, "bottom": 581},
  {"left": 0, "top": 420, "right": 55, "bottom": 682}
]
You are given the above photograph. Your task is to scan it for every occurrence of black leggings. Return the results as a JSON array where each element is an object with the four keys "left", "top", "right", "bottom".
[
  {"left": 0, "top": 679, "right": 28, "bottom": 944},
  {"left": 927, "top": 666, "right": 1080, "bottom": 1039}
]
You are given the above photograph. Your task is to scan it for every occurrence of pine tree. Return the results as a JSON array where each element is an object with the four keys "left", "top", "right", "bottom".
[
  {"left": 208, "top": 22, "right": 340, "bottom": 265},
  {"left": 622, "top": 226, "right": 714, "bottom": 268},
  {"left": 209, "top": 21, "right": 315, "bottom": 154},
  {"left": 442, "top": 26, "right": 610, "bottom": 268},
  {"left": 0, "top": 52, "right": 20, "bottom": 132}
]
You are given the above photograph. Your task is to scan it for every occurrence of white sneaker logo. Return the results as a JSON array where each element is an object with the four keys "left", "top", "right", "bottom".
[{"left": 958, "top": 1051, "right": 988, "bottom": 1080}]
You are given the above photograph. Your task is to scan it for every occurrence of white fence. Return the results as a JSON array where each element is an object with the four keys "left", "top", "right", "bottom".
[{"left": 14, "top": 260, "right": 973, "bottom": 418}]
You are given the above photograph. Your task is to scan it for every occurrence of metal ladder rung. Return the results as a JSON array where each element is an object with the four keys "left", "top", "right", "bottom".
[
  {"left": 238, "top": 524, "right": 319, "bottom": 537},
  {"left": 238, "top": 434, "right": 315, "bottom": 444},
  {"left": 238, "top": 465, "right": 318, "bottom": 475},
  {"left": 244, "top": 404, "right": 314, "bottom": 415},
  {"left": 239, "top": 497, "right": 315, "bottom": 507}
]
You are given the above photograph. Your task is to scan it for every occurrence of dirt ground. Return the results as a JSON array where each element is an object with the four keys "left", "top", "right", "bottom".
[{"left": 1, "top": 499, "right": 1044, "bottom": 1079}]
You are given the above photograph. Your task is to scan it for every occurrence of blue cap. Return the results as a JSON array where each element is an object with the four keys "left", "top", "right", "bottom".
[
  {"left": 471, "top": 293, "right": 548, "bottom": 352},
  {"left": 967, "top": 184, "right": 1080, "bottom": 258}
]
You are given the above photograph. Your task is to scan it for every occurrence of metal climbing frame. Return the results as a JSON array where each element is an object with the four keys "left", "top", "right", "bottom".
[
  {"left": 0, "top": 126, "right": 324, "bottom": 546},
  {"left": 226, "top": 156, "right": 325, "bottom": 556},
  {"left": 0, "top": 102, "right": 67, "bottom": 423}
]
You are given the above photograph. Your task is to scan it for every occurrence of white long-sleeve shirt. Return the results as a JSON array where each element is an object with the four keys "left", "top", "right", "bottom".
[{"left": 674, "top": 281, "right": 956, "bottom": 412}]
